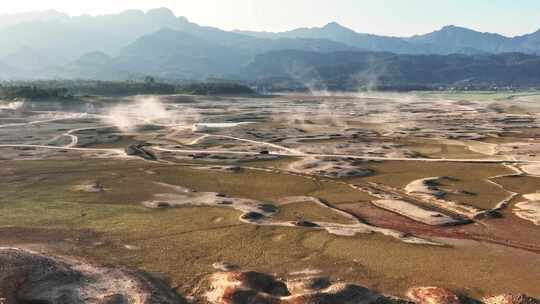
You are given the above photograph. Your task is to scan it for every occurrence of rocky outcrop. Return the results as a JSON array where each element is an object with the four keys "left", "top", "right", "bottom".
[
  {"left": 205, "top": 271, "right": 394, "bottom": 304},
  {"left": 0, "top": 247, "right": 185, "bottom": 304},
  {"left": 126, "top": 142, "right": 157, "bottom": 161},
  {"left": 205, "top": 271, "right": 540, "bottom": 304},
  {"left": 483, "top": 294, "right": 540, "bottom": 304},
  {"left": 407, "top": 287, "right": 461, "bottom": 304},
  {"left": 3, "top": 247, "right": 538, "bottom": 304}
]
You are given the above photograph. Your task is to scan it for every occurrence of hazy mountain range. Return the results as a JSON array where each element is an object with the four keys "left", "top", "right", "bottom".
[
  {"left": 236, "top": 23, "right": 540, "bottom": 55},
  {"left": 2, "top": 7, "right": 540, "bottom": 87}
]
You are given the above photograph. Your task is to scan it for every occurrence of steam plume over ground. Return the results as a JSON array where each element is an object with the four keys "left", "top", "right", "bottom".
[
  {"left": 103, "top": 96, "right": 200, "bottom": 131},
  {"left": 0, "top": 101, "right": 25, "bottom": 110}
]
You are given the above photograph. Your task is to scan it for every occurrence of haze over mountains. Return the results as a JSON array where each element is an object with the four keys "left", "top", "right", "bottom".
[
  {"left": 237, "top": 23, "right": 540, "bottom": 55},
  {"left": 2, "top": 7, "right": 540, "bottom": 88}
]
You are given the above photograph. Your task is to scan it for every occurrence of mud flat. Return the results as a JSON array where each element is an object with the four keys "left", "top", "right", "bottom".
[
  {"left": 143, "top": 187, "right": 278, "bottom": 223},
  {"left": 523, "top": 193, "right": 540, "bottom": 201},
  {"left": 521, "top": 164, "right": 540, "bottom": 177},
  {"left": 142, "top": 183, "right": 440, "bottom": 245},
  {"left": 4, "top": 94, "right": 540, "bottom": 302},
  {"left": 0, "top": 247, "right": 183, "bottom": 304},
  {"left": 498, "top": 142, "right": 540, "bottom": 161},
  {"left": 404, "top": 177, "right": 486, "bottom": 219},
  {"left": 514, "top": 194, "right": 540, "bottom": 225},
  {"left": 372, "top": 199, "right": 466, "bottom": 226},
  {"left": 274, "top": 196, "right": 357, "bottom": 225},
  {"left": 464, "top": 140, "right": 499, "bottom": 156}
]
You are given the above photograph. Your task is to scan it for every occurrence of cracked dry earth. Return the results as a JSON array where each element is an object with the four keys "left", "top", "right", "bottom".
[{"left": 3, "top": 93, "right": 540, "bottom": 303}]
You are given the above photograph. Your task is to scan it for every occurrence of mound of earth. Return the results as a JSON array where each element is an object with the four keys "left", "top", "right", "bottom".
[
  {"left": 75, "top": 181, "right": 105, "bottom": 193},
  {"left": 289, "top": 157, "right": 373, "bottom": 178},
  {"left": 126, "top": 143, "right": 157, "bottom": 161},
  {"left": 0, "top": 247, "right": 184, "bottom": 304},
  {"left": 205, "top": 267, "right": 540, "bottom": 304},
  {"left": 372, "top": 199, "right": 465, "bottom": 226},
  {"left": 213, "top": 261, "right": 240, "bottom": 272},
  {"left": 286, "top": 276, "right": 331, "bottom": 294},
  {"left": 205, "top": 271, "right": 395, "bottom": 304},
  {"left": 405, "top": 177, "right": 447, "bottom": 198},
  {"left": 142, "top": 184, "right": 278, "bottom": 224},
  {"left": 513, "top": 199, "right": 540, "bottom": 225}
]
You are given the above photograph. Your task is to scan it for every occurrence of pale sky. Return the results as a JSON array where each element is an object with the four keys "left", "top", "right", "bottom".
[{"left": 2, "top": 0, "right": 540, "bottom": 37}]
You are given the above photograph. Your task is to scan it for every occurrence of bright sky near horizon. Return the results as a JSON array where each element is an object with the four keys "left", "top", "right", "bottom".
[{"left": 1, "top": 0, "right": 540, "bottom": 37}]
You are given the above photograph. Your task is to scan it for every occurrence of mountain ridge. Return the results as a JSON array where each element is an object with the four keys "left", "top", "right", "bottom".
[
  {"left": 236, "top": 22, "right": 540, "bottom": 55},
  {"left": 2, "top": 8, "right": 540, "bottom": 86}
]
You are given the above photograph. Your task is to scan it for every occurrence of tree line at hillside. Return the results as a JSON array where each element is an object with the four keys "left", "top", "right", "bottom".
[
  {"left": 0, "top": 85, "right": 71, "bottom": 100},
  {"left": 243, "top": 51, "right": 540, "bottom": 91},
  {"left": 0, "top": 80, "right": 255, "bottom": 100},
  {"left": 176, "top": 82, "right": 255, "bottom": 95}
]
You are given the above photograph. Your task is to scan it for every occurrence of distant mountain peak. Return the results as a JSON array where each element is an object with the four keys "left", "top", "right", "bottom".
[
  {"left": 118, "top": 9, "right": 145, "bottom": 17},
  {"left": 324, "top": 22, "right": 342, "bottom": 28},
  {"left": 435, "top": 25, "right": 508, "bottom": 38},
  {"left": 322, "top": 22, "right": 350, "bottom": 31},
  {"left": 40, "top": 9, "right": 68, "bottom": 18},
  {"left": 441, "top": 24, "right": 459, "bottom": 29},
  {"left": 5, "top": 46, "right": 44, "bottom": 60},
  {"left": 146, "top": 7, "right": 176, "bottom": 18},
  {"left": 153, "top": 27, "right": 180, "bottom": 35},
  {"left": 11, "top": 45, "right": 34, "bottom": 53},
  {"left": 74, "top": 51, "right": 112, "bottom": 66},
  {"left": 439, "top": 24, "right": 475, "bottom": 32},
  {"left": 80, "top": 51, "right": 111, "bottom": 59}
]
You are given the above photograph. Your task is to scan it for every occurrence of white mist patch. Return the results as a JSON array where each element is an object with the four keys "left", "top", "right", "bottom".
[
  {"left": 0, "top": 101, "right": 25, "bottom": 110},
  {"left": 33, "top": 112, "right": 89, "bottom": 120},
  {"left": 192, "top": 122, "right": 253, "bottom": 132},
  {"left": 285, "top": 61, "right": 331, "bottom": 96},
  {"left": 104, "top": 97, "right": 168, "bottom": 131},
  {"left": 0, "top": 111, "right": 90, "bottom": 129},
  {"left": 103, "top": 96, "right": 200, "bottom": 131},
  {"left": 273, "top": 101, "right": 348, "bottom": 129}
]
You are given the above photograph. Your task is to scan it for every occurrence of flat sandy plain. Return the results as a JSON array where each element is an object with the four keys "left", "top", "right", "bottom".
[{"left": 1, "top": 92, "right": 540, "bottom": 303}]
